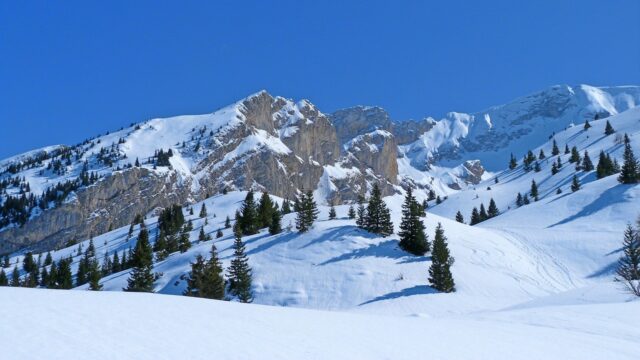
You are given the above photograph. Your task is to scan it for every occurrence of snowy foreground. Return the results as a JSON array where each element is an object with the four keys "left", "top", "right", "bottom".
[{"left": 1, "top": 287, "right": 638, "bottom": 360}]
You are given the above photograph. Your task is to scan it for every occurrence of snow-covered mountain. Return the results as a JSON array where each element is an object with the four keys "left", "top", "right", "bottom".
[{"left": 2, "top": 84, "right": 640, "bottom": 359}]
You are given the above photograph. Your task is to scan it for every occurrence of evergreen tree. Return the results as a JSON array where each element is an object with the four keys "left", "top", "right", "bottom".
[
  {"left": 356, "top": 195, "right": 366, "bottom": 228},
  {"left": 124, "top": 228, "right": 155, "bottom": 292},
  {"left": 556, "top": 187, "right": 563, "bottom": 194},
  {"left": 479, "top": 204, "right": 488, "bottom": 221},
  {"left": 281, "top": 199, "right": 292, "bottom": 214},
  {"left": 597, "top": 151, "right": 616, "bottom": 179},
  {"left": 112, "top": 251, "right": 121, "bottom": 273},
  {"left": 455, "top": 211, "right": 464, "bottom": 224},
  {"left": 582, "top": 151, "right": 594, "bottom": 171},
  {"left": 22, "top": 252, "right": 35, "bottom": 273},
  {"left": 487, "top": 198, "right": 499, "bottom": 218},
  {"left": 470, "top": 207, "right": 481, "bottom": 225},
  {"left": 523, "top": 194, "right": 530, "bottom": 205},
  {"left": 44, "top": 252, "right": 52, "bottom": 266},
  {"left": 87, "top": 258, "right": 103, "bottom": 291},
  {"left": 227, "top": 229, "right": 253, "bottom": 303},
  {"left": 551, "top": 162, "right": 559, "bottom": 175},
  {"left": 398, "top": 187, "right": 429, "bottom": 256},
  {"left": 178, "top": 228, "right": 191, "bottom": 253},
  {"left": 583, "top": 119, "right": 591, "bottom": 130},
  {"left": 364, "top": 184, "right": 393, "bottom": 236},
  {"left": 557, "top": 156, "right": 563, "bottom": 169},
  {"left": 10, "top": 265, "right": 20, "bottom": 287},
  {"left": 296, "top": 190, "right": 319, "bottom": 232},
  {"left": 198, "top": 227, "right": 208, "bottom": 242},
  {"left": 509, "top": 153, "right": 517, "bottom": 170},
  {"left": 564, "top": 144, "right": 570, "bottom": 154},
  {"left": 534, "top": 162, "right": 541, "bottom": 172},
  {"left": 225, "top": 215, "right": 231, "bottom": 229},
  {"left": 257, "top": 191, "right": 275, "bottom": 229},
  {"left": 269, "top": 209, "right": 282, "bottom": 235},
  {"left": 616, "top": 223, "right": 640, "bottom": 296},
  {"left": 199, "top": 203, "right": 207, "bottom": 218},
  {"left": 184, "top": 244, "right": 226, "bottom": 300},
  {"left": 428, "top": 223, "right": 455, "bottom": 293},
  {"left": 56, "top": 257, "right": 73, "bottom": 289},
  {"left": 216, "top": 228, "right": 224, "bottom": 238},
  {"left": 570, "top": 175, "right": 581, "bottom": 192},
  {"left": 569, "top": 146, "right": 581, "bottom": 163},
  {"left": 328, "top": 204, "right": 337, "bottom": 220},
  {"left": 604, "top": 120, "right": 615, "bottom": 135},
  {"left": 551, "top": 139, "right": 560, "bottom": 156},
  {"left": 618, "top": 137, "right": 639, "bottom": 184},
  {"left": 530, "top": 179, "right": 539, "bottom": 201},
  {"left": 538, "top": 149, "right": 546, "bottom": 160},
  {"left": 0, "top": 269, "right": 7, "bottom": 286},
  {"left": 2, "top": 255, "right": 9, "bottom": 268},
  {"left": 348, "top": 205, "right": 356, "bottom": 219},
  {"left": 238, "top": 190, "right": 259, "bottom": 235},
  {"left": 516, "top": 192, "right": 523, "bottom": 207}
]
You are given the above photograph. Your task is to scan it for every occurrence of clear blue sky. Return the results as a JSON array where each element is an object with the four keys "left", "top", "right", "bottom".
[{"left": 1, "top": 0, "right": 639, "bottom": 158}]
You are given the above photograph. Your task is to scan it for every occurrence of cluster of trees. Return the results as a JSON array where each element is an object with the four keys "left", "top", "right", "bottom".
[
  {"left": 153, "top": 149, "right": 174, "bottom": 167},
  {"left": 235, "top": 190, "right": 283, "bottom": 236},
  {"left": 468, "top": 198, "right": 499, "bottom": 225},
  {"left": 355, "top": 184, "right": 394, "bottom": 237}
]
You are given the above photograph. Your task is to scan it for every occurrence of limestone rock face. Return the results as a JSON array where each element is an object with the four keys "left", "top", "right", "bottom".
[
  {"left": 330, "top": 106, "right": 392, "bottom": 146},
  {"left": 0, "top": 168, "right": 190, "bottom": 253}
]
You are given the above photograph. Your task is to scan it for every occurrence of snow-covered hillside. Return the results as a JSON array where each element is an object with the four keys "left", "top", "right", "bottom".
[{"left": 2, "top": 287, "right": 638, "bottom": 360}]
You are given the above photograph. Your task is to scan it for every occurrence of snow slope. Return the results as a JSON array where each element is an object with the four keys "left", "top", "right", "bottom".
[{"left": 1, "top": 287, "right": 638, "bottom": 360}]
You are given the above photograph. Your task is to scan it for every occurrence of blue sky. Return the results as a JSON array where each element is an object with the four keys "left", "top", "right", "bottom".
[{"left": 1, "top": 0, "right": 639, "bottom": 158}]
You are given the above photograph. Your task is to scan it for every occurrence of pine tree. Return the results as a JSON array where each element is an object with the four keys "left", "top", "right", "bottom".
[
  {"left": 0, "top": 269, "right": 7, "bottom": 286},
  {"left": 269, "top": 209, "right": 282, "bottom": 235},
  {"left": 87, "top": 258, "right": 103, "bottom": 291},
  {"left": 479, "top": 204, "right": 488, "bottom": 221},
  {"left": 22, "top": 252, "right": 35, "bottom": 273},
  {"left": 570, "top": 175, "right": 581, "bottom": 192},
  {"left": 564, "top": 144, "right": 570, "bottom": 154},
  {"left": 487, "top": 198, "right": 499, "bottom": 218},
  {"left": 583, "top": 119, "right": 591, "bottom": 130},
  {"left": 198, "top": 227, "right": 208, "bottom": 242},
  {"left": 530, "top": 179, "right": 539, "bottom": 201},
  {"left": 509, "top": 153, "right": 517, "bottom": 170},
  {"left": 281, "top": 199, "right": 292, "bottom": 214},
  {"left": 569, "top": 146, "right": 581, "bottom": 163},
  {"left": 348, "top": 205, "right": 356, "bottom": 219},
  {"left": 199, "top": 203, "right": 207, "bottom": 218},
  {"left": 57, "top": 258, "right": 73, "bottom": 289},
  {"left": 551, "top": 140, "right": 560, "bottom": 156},
  {"left": 10, "top": 265, "right": 20, "bottom": 287},
  {"left": 551, "top": 162, "right": 559, "bottom": 175},
  {"left": 534, "top": 162, "right": 541, "bottom": 172},
  {"left": 257, "top": 191, "right": 275, "bottom": 229},
  {"left": 618, "top": 137, "right": 639, "bottom": 184},
  {"left": 398, "top": 187, "right": 429, "bottom": 255},
  {"left": 523, "top": 194, "right": 530, "bottom": 205},
  {"left": 582, "top": 151, "right": 594, "bottom": 171},
  {"left": 227, "top": 229, "right": 253, "bottom": 303},
  {"left": 44, "top": 252, "right": 52, "bottom": 266},
  {"left": 364, "top": 184, "right": 393, "bottom": 236},
  {"left": 455, "top": 211, "right": 464, "bottom": 223},
  {"left": 538, "top": 149, "right": 546, "bottom": 160},
  {"left": 615, "top": 224, "right": 640, "bottom": 296},
  {"left": 356, "top": 195, "right": 366, "bottom": 228},
  {"left": 516, "top": 192, "right": 523, "bottom": 207},
  {"left": 225, "top": 215, "right": 231, "bottom": 229},
  {"left": 124, "top": 228, "right": 155, "bottom": 292},
  {"left": 184, "top": 244, "right": 226, "bottom": 300},
  {"left": 557, "top": 156, "right": 563, "bottom": 169},
  {"left": 470, "top": 207, "right": 481, "bottom": 225},
  {"left": 112, "top": 251, "right": 121, "bottom": 273},
  {"left": 296, "top": 190, "right": 319, "bottom": 233},
  {"left": 597, "top": 151, "right": 615, "bottom": 179},
  {"left": 556, "top": 187, "right": 563, "bottom": 194},
  {"left": 216, "top": 228, "right": 223, "bottom": 238},
  {"left": 2, "top": 255, "right": 9, "bottom": 268},
  {"left": 604, "top": 120, "right": 615, "bottom": 135},
  {"left": 428, "top": 223, "right": 455, "bottom": 293},
  {"left": 238, "top": 190, "right": 259, "bottom": 235},
  {"left": 328, "top": 204, "right": 337, "bottom": 220},
  {"left": 178, "top": 228, "right": 191, "bottom": 253}
]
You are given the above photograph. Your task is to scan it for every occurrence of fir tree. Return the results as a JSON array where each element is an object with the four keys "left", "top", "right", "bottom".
[
  {"left": 569, "top": 146, "right": 581, "bottom": 163},
  {"left": 364, "top": 184, "right": 393, "bottom": 236},
  {"left": 281, "top": 199, "right": 291, "bottom": 214},
  {"left": 455, "top": 211, "right": 464, "bottom": 224},
  {"left": 348, "top": 205, "right": 356, "bottom": 219},
  {"left": 112, "top": 251, "right": 121, "bottom": 273},
  {"left": 487, "top": 198, "right": 499, "bottom": 218},
  {"left": 296, "top": 190, "right": 319, "bottom": 232},
  {"left": 615, "top": 223, "right": 640, "bottom": 296},
  {"left": 238, "top": 190, "right": 259, "bottom": 235},
  {"left": 470, "top": 207, "right": 481, "bottom": 225},
  {"left": 227, "top": 228, "right": 253, "bottom": 303},
  {"left": 225, "top": 215, "right": 231, "bottom": 229},
  {"left": 523, "top": 194, "right": 530, "bottom": 205},
  {"left": 428, "top": 223, "right": 455, "bottom": 293},
  {"left": 509, "top": 153, "right": 517, "bottom": 170},
  {"left": 479, "top": 204, "right": 488, "bottom": 221},
  {"left": 556, "top": 187, "right": 563, "bottom": 194},
  {"left": 124, "top": 228, "right": 155, "bottom": 292},
  {"left": 87, "top": 258, "right": 103, "bottom": 291},
  {"left": 57, "top": 257, "right": 73, "bottom": 289},
  {"left": 10, "top": 265, "right": 20, "bottom": 287},
  {"left": 557, "top": 156, "right": 563, "bottom": 169},
  {"left": 530, "top": 179, "right": 539, "bottom": 201},
  {"left": 516, "top": 192, "right": 523, "bottom": 207},
  {"left": 538, "top": 149, "right": 546, "bottom": 160},
  {"left": 604, "top": 120, "right": 615, "bottom": 135},
  {"left": 551, "top": 162, "right": 559, "bottom": 175},
  {"left": 551, "top": 140, "right": 560, "bottom": 156},
  {"left": 582, "top": 151, "right": 594, "bottom": 171},
  {"left": 257, "top": 191, "right": 275, "bottom": 229},
  {"left": 328, "top": 204, "right": 337, "bottom": 220},
  {"left": 618, "top": 137, "right": 639, "bottom": 184},
  {"left": 216, "top": 228, "right": 224, "bottom": 238},
  {"left": 570, "top": 175, "right": 581, "bottom": 192},
  {"left": 184, "top": 244, "right": 226, "bottom": 300},
  {"left": 597, "top": 151, "right": 616, "bottom": 179},
  {"left": 44, "top": 252, "right": 52, "bottom": 266},
  {"left": 22, "top": 252, "right": 35, "bottom": 273},
  {"left": 269, "top": 209, "right": 282, "bottom": 235},
  {"left": 198, "top": 227, "right": 208, "bottom": 242},
  {"left": 583, "top": 119, "right": 591, "bottom": 130},
  {"left": 199, "top": 203, "right": 207, "bottom": 218},
  {"left": 0, "top": 269, "right": 8, "bottom": 286},
  {"left": 564, "top": 144, "right": 570, "bottom": 154},
  {"left": 356, "top": 195, "right": 366, "bottom": 228},
  {"left": 398, "top": 187, "right": 429, "bottom": 256},
  {"left": 178, "top": 228, "right": 191, "bottom": 253},
  {"left": 2, "top": 255, "right": 9, "bottom": 268},
  {"left": 534, "top": 162, "right": 541, "bottom": 172}
]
